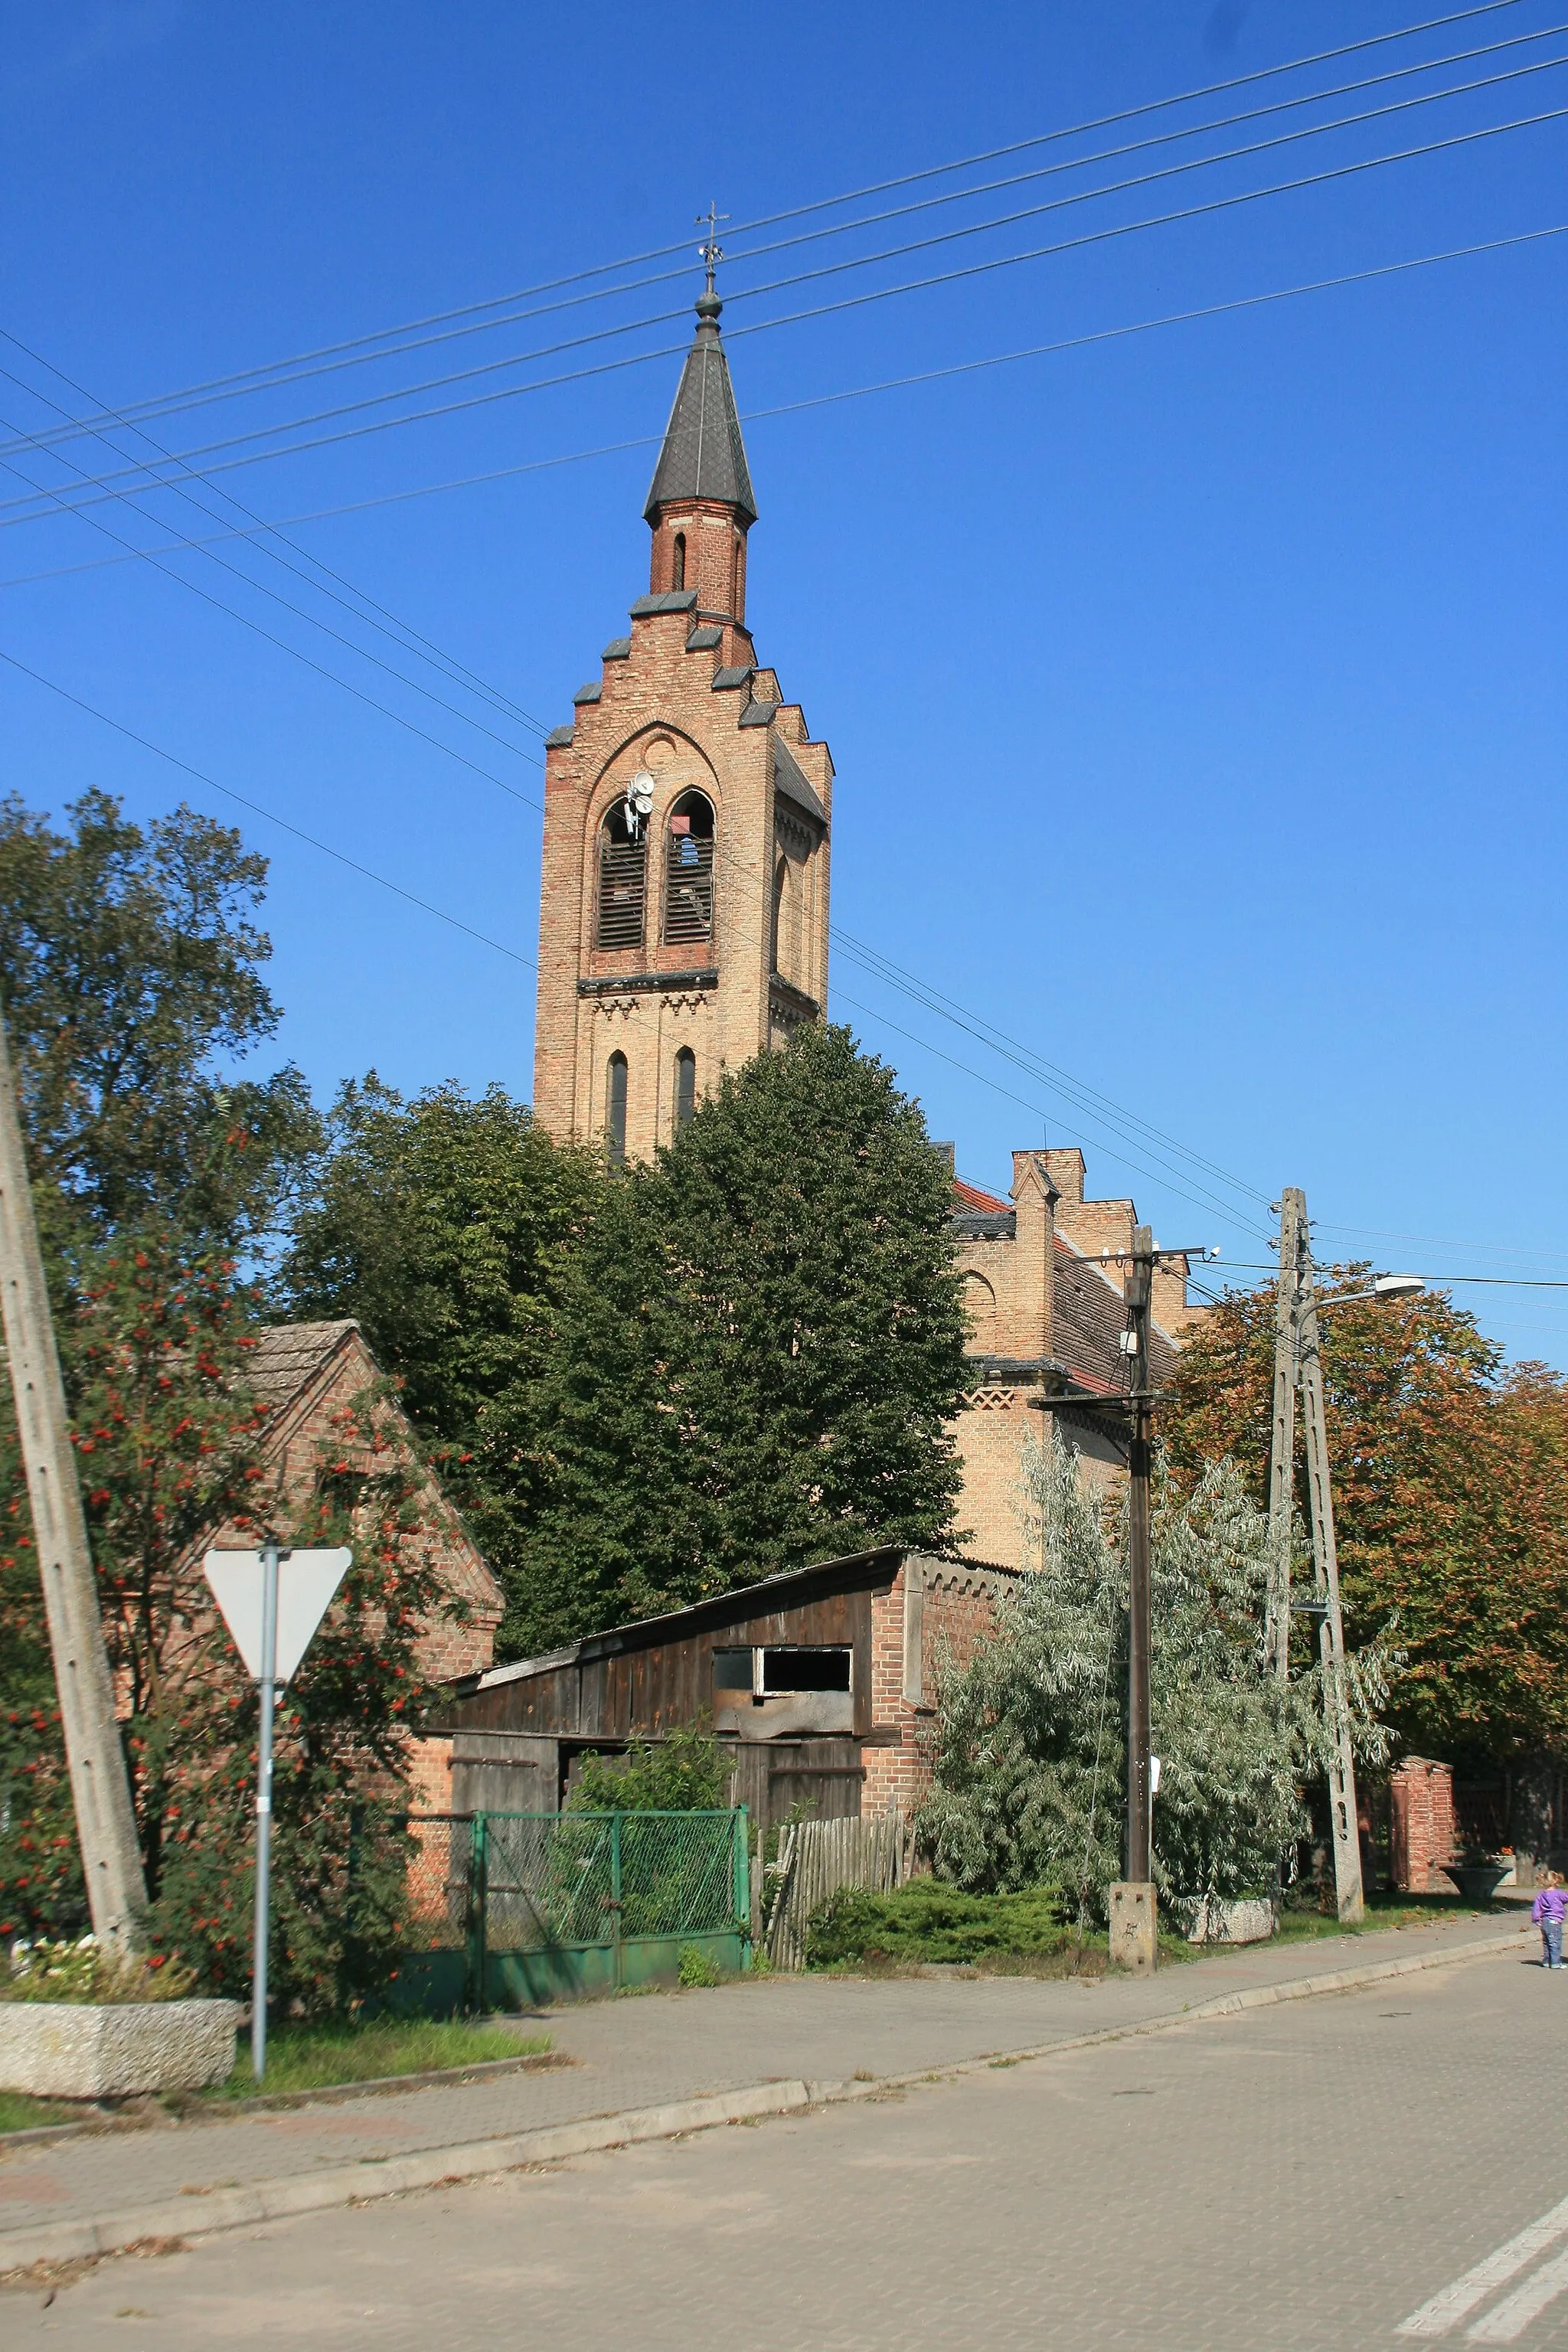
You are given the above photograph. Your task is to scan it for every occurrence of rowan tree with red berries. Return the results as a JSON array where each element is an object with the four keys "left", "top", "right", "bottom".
[{"left": 1161, "top": 1272, "right": 1568, "bottom": 1768}]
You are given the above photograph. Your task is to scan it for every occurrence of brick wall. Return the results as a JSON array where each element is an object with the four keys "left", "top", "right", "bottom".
[
  {"left": 859, "top": 1557, "right": 1018, "bottom": 1821},
  {"left": 949, "top": 1390, "right": 1038, "bottom": 1567},
  {"left": 1389, "top": 1756, "right": 1459, "bottom": 1892}
]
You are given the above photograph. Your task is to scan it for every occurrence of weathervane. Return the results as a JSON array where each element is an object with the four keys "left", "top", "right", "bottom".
[{"left": 696, "top": 201, "right": 729, "bottom": 297}]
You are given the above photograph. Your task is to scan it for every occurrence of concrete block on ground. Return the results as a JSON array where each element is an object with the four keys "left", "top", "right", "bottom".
[{"left": 0, "top": 1998, "right": 240, "bottom": 2098}]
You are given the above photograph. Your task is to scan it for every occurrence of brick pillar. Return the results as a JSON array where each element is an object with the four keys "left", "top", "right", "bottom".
[{"left": 1389, "top": 1757, "right": 1458, "bottom": 1892}]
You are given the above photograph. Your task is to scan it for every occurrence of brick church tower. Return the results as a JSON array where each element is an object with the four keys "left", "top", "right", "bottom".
[{"left": 532, "top": 279, "right": 835, "bottom": 1158}]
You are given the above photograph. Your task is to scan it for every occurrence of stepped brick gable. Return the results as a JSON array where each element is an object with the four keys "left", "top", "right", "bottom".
[{"left": 533, "top": 286, "right": 833, "bottom": 1158}]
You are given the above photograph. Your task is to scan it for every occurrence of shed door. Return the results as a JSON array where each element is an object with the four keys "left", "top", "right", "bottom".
[{"left": 765, "top": 1737, "right": 865, "bottom": 1828}]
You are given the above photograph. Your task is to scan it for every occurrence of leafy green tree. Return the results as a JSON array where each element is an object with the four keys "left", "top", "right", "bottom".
[
  {"left": 918, "top": 1432, "right": 1377, "bottom": 1915},
  {"left": 511, "top": 1024, "right": 971, "bottom": 1651},
  {"left": 278, "top": 1076, "right": 603, "bottom": 1588},
  {"left": 0, "top": 789, "right": 317, "bottom": 1252},
  {"left": 567, "top": 1723, "right": 733, "bottom": 1813},
  {"left": 1164, "top": 1277, "right": 1568, "bottom": 1766},
  {"left": 0, "top": 1229, "right": 461, "bottom": 2012}
]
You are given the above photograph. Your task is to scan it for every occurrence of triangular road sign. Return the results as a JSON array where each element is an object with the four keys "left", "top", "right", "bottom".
[{"left": 204, "top": 1549, "right": 352, "bottom": 1684}]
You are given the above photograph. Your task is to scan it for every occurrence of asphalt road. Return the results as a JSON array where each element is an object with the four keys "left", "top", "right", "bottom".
[{"left": 11, "top": 1943, "right": 1568, "bottom": 2350}]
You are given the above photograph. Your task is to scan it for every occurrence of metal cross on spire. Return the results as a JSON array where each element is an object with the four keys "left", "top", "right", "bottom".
[{"left": 696, "top": 201, "right": 729, "bottom": 297}]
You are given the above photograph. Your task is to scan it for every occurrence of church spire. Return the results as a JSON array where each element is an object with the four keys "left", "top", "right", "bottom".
[{"left": 643, "top": 227, "right": 757, "bottom": 529}]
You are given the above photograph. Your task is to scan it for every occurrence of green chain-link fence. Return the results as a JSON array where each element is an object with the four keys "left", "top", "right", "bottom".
[{"left": 390, "top": 1809, "right": 750, "bottom": 2014}]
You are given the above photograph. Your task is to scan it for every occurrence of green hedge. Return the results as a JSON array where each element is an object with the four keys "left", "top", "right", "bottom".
[{"left": 805, "top": 1879, "right": 1069, "bottom": 1968}]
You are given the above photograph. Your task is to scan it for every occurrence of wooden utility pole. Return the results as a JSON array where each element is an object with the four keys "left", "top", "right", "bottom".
[
  {"left": 0, "top": 999, "right": 147, "bottom": 1949},
  {"left": 1296, "top": 1248, "right": 1366, "bottom": 1925},
  {"left": 1264, "top": 1188, "right": 1303, "bottom": 1681}
]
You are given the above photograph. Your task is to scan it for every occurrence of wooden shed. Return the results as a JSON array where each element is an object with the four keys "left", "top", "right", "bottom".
[{"left": 438, "top": 1544, "right": 1022, "bottom": 1842}]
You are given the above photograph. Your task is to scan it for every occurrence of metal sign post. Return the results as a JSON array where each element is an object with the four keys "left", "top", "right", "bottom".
[
  {"left": 204, "top": 1544, "right": 351, "bottom": 2082},
  {"left": 252, "top": 1543, "right": 280, "bottom": 2086}
]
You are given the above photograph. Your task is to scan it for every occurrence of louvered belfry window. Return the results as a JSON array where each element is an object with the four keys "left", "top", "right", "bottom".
[
  {"left": 596, "top": 802, "right": 646, "bottom": 951},
  {"left": 664, "top": 790, "right": 715, "bottom": 946}
]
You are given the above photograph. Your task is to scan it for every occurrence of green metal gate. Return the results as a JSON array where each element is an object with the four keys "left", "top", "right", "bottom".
[{"left": 394, "top": 1808, "right": 751, "bottom": 2013}]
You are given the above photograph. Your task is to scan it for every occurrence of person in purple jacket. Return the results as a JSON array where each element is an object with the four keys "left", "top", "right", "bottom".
[{"left": 1533, "top": 1872, "right": 1567, "bottom": 1969}]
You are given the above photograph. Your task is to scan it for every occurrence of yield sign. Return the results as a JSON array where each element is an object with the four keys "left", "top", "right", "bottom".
[{"left": 204, "top": 1549, "right": 351, "bottom": 1684}]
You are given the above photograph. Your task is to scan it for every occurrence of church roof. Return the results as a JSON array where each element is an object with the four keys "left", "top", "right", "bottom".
[{"left": 644, "top": 293, "right": 757, "bottom": 526}]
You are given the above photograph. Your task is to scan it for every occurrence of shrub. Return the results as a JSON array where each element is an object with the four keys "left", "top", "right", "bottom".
[
  {"left": 677, "top": 1942, "right": 723, "bottom": 1988},
  {"left": 2, "top": 1936, "right": 195, "bottom": 2005},
  {"left": 567, "top": 1722, "right": 732, "bottom": 1814},
  {"left": 805, "top": 1880, "right": 1067, "bottom": 1970}
]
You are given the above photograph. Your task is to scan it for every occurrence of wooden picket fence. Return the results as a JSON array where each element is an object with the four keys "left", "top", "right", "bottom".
[{"left": 763, "top": 1808, "right": 913, "bottom": 1971}]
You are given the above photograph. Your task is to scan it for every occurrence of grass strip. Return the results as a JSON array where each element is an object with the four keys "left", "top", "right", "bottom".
[
  {"left": 206, "top": 2016, "right": 550, "bottom": 2100},
  {"left": 0, "top": 2090, "right": 77, "bottom": 2133}
]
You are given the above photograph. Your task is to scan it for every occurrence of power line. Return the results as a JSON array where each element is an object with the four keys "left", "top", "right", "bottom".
[
  {"left": 0, "top": 632, "right": 1279, "bottom": 1233},
  {"left": 12, "top": 648, "right": 1566, "bottom": 1291},
  {"left": 6, "top": 0, "right": 1523, "bottom": 452},
  {"left": 8, "top": 14, "right": 1558, "bottom": 464},
  {"left": 5, "top": 218, "right": 1560, "bottom": 597},
  {"left": 7, "top": 76, "right": 1565, "bottom": 527},
  {"left": 1200, "top": 1262, "right": 1568, "bottom": 1290},
  {"left": 0, "top": 426, "right": 544, "bottom": 809},
  {"left": 5, "top": 228, "right": 1561, "bottom": 1233},
  {"left": 0, "top": 355, "right": 553, "bottom": 766},
  {"left": 0, "top": 333, "right": 556, "bottom": 748},
  {"left": 0, "top": 649, "right": 536, "bottom": 971}
]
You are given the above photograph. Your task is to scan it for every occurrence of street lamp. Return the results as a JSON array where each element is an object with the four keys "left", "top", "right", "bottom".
[{"left": 1316, "top": 1272, "right": 1425, "bottom": 1308}]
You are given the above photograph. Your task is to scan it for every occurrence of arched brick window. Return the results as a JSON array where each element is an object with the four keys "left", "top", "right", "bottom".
[
  {"left": 664, "top": 789, "right": 715, "bottom": 946},
  {"left": 596, "top": 802, "right": 646, "bottom": 950},
  {"left": 962, "top": 1272, "right": 998, "bottom": 1353},
  {"left": 675, "top": 1046, "right": 697, "bottom": 1129},
  {"left": 605, "top": 1051, "right": 628, "bottom": 1162},
  {"left": 671, "top": 531, "right": 686, "bottom": 592}
]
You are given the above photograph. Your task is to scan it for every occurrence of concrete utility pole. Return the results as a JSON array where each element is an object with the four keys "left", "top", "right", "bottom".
[
  {"left": 1125, "top": 1225, "right": 1154, "bottom": 1890},
  {"left": 1263, "top": 1188, "right": 1304, "bottom": 1681},
  {"left": 0, "top": 998, "right": 147, "bottom": 1950},
  {"left": 1296, "top": 1244, "right": 1366, "bottom": 1926},
  {"left": 1108, "top": 1226, "right": 1158, "bottom": 1977}
]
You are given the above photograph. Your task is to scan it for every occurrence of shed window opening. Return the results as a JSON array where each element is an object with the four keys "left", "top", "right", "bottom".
[
  {"left": 605, "top": 1051, "right": 628, "bottom": 1162},
  {"left": 663, "top": 789, "right": 715, "bottom": 944},
  {"left": 713, "top": 1645, "right": 853, "bottom": 1700},
  {"left": 596, "top": 801, "right": 647, "bottom": 950}
]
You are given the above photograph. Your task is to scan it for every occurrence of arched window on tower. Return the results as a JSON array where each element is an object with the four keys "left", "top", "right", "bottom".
[
  {"left": 770, "top": 854, "right": 793, "bottom": 978},
  {"left": 733, "top": 528, "right": 746, "bottom": 618},
  {"left": 671, "top": 531, "right": 686, "bottom": 592},
  {"left": 675, "top": 1046, "right": 696, "bottom": 1129},
  {"left": 596, "top": 801, "right": 646, "bottom": 950},
  {"left": 605, "top": 1052, "right": 628, "bottom": 1162},
  {"left": 663, "top": 789, "right": 715, "bottom": 946}
]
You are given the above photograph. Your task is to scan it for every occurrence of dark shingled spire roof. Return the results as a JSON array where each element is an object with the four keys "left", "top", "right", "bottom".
[{"left": 644, "top": 291, "right": 757, "bottom": 527}]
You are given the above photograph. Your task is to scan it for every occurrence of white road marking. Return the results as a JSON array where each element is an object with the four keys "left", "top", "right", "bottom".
[
  {"left": 1467, "top": 2243, "right": 1568, "bottom": 2342},
  {"left": 1396, "top": 2196, "right": 1568, "bottom": 2337}
]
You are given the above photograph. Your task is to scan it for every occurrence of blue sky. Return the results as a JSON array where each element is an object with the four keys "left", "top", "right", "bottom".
[{"left": 1, "top": 0, "right": 1563, "bottom": 1362}]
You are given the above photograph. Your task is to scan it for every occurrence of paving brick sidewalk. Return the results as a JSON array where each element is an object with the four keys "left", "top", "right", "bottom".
[{"left": 0, "top": 1909, "right": 1530, "bottom": 2258}]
